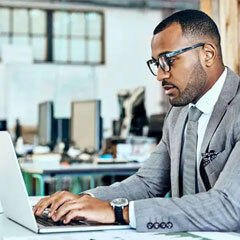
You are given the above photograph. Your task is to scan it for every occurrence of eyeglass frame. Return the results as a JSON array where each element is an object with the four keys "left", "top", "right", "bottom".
[{"left": 146, "top": 43, "right": 205, "bottom": 76}]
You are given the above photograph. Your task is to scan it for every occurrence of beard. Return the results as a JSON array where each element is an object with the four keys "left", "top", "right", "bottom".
[{"left": 170, "top": 60, "right": 207, "bottom": 106}]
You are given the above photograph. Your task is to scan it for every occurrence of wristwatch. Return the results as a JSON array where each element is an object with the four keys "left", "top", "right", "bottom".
[{"left": 110, "top": 198, "right": 129, "bottom": 224}]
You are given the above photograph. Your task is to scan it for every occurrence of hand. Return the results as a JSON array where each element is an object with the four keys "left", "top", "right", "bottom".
[
  {"left": 33, "top": 191, "right": 81, "bottom": 218},
  {"left": 51, "top": 194, "right": 115, "bottom": 224}
]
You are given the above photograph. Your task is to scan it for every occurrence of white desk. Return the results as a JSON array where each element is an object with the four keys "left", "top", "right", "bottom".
[
  {"left": 20, "top": 161, "right": 141, "bottom": 196},
  {"left": 1, "top": 197, "right": 240, "bottom": 240},
  {"left": 1, "top": 213, "right": 240, "bottom": 240}
]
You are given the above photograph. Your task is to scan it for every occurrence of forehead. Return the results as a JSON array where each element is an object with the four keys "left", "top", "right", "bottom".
[{"left": 151, "top": 23, "right": 191, "bottom": 58}]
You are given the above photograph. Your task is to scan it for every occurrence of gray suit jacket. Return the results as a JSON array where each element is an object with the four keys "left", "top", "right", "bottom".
[{"left": 88, "top": 68, "right": 240, "bottom": 232}]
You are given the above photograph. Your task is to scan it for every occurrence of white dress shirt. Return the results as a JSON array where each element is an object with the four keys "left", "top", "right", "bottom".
[{"left": 129, "top": 67, "right": 227, "bottom": 228}]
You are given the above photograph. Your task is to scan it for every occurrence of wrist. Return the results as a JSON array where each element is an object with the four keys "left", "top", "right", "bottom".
[
  {"left": 110, "top": 198, "right": 129, "bottom": 224},
  {"left": 123, "top": 205, "right": 129, "bottom": 224}
]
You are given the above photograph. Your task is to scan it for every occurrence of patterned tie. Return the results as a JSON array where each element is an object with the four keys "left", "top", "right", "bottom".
[{"left": 182, "top": 106, "right": 203, "bottom": 195}]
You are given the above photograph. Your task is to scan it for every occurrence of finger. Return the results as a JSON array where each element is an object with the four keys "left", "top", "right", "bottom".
[
  {"left": 48, "top": 193, "right": 77, "bottom": 217},
  {"left": 52, "top": 201, "right": 81, "bottom": 222},
  {"left": 33, "top": 196, "right": 50, "bottom": 213},
  {"left": 34, "top": 197, "right": 53, "bottom": 216},
  {"left": 64, "top": 210, "right": 84, "bottom": 224},
  {"left": 48, "top": 199, "right": 68, "bottom": 218},
  {"left": 35, "top": 191, "right": 65, "bottom": 215},
  {"left": 33, "top": 190, "right": 64, "bottom": 214}
]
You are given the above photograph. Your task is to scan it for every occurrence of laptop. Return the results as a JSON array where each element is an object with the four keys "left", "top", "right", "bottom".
[{"left": 0, "top": 131, "right": 130, "bottom": 233}]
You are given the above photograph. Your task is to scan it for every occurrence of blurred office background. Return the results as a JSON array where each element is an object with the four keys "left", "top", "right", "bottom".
[
  {"left": 0, "top": 0, "right": 200, "bottom": 136},
  {"left": 0, "top": 0, "right": 239, "bottom": 197}
]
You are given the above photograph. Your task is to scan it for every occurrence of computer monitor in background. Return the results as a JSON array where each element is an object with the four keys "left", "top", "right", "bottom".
[
  {"left": 38, "top": 101, "right": 57, "bottom": 149},
  {"left": 118, "top": 86, "right": 148, "bottom": 138},
  {"left": 56, "top": 118, "right": 70, "bottom": 150},
  {"left": 147, "top": 113, "right": 166, "bottom": 143},
  {"left": 0, "top": 120, "right": 7, "bottom": 131},
  {"left": 71, "top": 100, "right": 102, "bottom": 152}
]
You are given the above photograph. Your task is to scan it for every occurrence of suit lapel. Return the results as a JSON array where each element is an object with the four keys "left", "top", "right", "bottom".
[
  {"left": 199, "top": 68, "right": 240, "bottom": 191},
  {"left": 197, "top": 96, "right": 228, "bottom": 192},
  {"left": 199, "top": 98, "right": 228, "bottom": 155},
  {"left": 200, "top": 68, "right": 240, "bottom": 163},
  {"left": 171, "top": 106, "right": 188, "bottom": 197}
]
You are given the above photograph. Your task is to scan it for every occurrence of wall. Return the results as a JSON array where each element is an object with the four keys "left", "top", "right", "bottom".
[
  {"left": 0, "top": 5, "right": 166, "bottom": 137},
  {"left": 201, "top": 0, "right": 240, "bottom": 74}
]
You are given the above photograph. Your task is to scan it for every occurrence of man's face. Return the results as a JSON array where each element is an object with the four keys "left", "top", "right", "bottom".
[{"left": 151, "top": 23, "right": 207, "bottom": 106}]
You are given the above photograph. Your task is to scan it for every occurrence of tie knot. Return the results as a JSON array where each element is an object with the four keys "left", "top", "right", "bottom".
[{"left": 188, "top": 106, "right": 203, "bottom": 122}]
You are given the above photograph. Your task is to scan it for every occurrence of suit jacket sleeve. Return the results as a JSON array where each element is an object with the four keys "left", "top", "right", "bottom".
[
  {"left": 134, "top": 138, "right": 240, "bottom": 232},
  {"left": 86, "top": 115, "right": 171, "bottom": 201},
  {"left": 88, "top": 112, "right": 240, "bottom": 233}
]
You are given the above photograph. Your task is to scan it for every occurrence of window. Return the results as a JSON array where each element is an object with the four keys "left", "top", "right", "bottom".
[
  {"left": 0, "top": 8, "right": 47, "bottom": 61},
  {"left": 0, "top": 7, "right": 104, "bottom": 64}
]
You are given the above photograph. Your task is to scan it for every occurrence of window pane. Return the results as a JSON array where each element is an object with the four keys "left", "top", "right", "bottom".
[
  {"left": 32, "top": 36, "right": 46, "bottom": 61},
  {"left": 13, "top": 9, "right": 29, "bottom": 34},
  {"left": 12, "top": 36, "right": 29, "bottom": 45},
  {"left": 70, "top": 13, "right": 85, "bottom": 36},
  {"left": 0, "top": 36, "right": 9, "bottom": 56},
  {"left": 86, "top": 12, "right": 102, "bottom": 38},
  {"left": 70, "top": 38, "right": 85, "bottom": 62},
  {"left": 53, "top": 38, "right": 68, "bottom": 61},
  {"left": 30, "top": 9, "right": 46, "bottom": 35},
  {"left": 88, "top": 39, "right": 101, "bottom": 63},
  {"left": 54, "top": 12, "right": 69, "bottom": 36},
  {"left": 0, "top": 8, "right": 10, "bottom": 33}
]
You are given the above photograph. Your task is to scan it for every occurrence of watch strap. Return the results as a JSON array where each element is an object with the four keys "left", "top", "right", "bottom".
[{"left": 114, "top": 206, "right": 126, "bottom": 224}]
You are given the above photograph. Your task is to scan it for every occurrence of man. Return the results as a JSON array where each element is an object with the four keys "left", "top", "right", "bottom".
[{"left": 34, "top": 9, "right": 240, "bottom": 232}]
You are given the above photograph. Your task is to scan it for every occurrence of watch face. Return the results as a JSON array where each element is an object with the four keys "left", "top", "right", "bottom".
[{"left": 111, "top": 198, "right": 128, "bottom": 207}]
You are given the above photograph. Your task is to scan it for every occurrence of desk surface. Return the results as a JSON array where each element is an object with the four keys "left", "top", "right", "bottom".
[
  {"left": 20, "top": 161, "right": 141, "bottom": 175},
  {"left": 1, "top": 213, "right": 240, "bottom": 240},
  {"left": 1, "top": 197, "right": 240, "bottom": 240}
]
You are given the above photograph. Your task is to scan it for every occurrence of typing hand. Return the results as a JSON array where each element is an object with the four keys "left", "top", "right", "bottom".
[
  {"left": 33, "top": 191, "right": 81, "bottom": 218},
  {"left": 50, "top": 194, "right": 115, "bottom": 224}
]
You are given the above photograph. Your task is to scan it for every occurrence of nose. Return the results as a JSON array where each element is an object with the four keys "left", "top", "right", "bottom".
[{"left": 157, "top": 67, "right": 170, "bottom": 82}]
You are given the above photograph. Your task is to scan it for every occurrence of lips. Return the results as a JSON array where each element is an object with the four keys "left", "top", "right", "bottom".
[{"left": 163, "top": 85, "right": 176, "bottom": 95}]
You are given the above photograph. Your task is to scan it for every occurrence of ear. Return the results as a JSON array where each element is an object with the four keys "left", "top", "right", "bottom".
[{"left": 200, "top": 42, "right": 217, "bottom": 67}]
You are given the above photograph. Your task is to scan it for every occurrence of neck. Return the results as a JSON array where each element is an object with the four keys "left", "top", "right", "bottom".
[
  {"left": 208, "top": 64, "right": 225, "bottom": 88},
  {"left": 192, "top": 64, "right": 225, "bottom": 104}
]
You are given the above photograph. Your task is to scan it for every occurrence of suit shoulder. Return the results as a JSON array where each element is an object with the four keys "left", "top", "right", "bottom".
[
  {"left": 162, "top": 106, "right": 187, "bottom": 134},
  {"left": 165, "top": 106, "right": 186, "bottom": 120}
]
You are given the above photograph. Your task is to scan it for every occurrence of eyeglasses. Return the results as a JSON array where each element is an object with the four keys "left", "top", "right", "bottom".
[{"left": 146, "top": 43, "right": 204, "bottom": 76}]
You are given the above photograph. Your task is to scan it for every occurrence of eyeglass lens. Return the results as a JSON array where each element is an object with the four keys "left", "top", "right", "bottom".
[
  {"left": 159, "top": 56, "right": 170, "bottom": 72},
  {"left": 149, "top": 56, "right": 170, "bottom": 75}
]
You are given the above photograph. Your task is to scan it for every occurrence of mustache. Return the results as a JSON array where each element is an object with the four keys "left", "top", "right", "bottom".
[{"left": 162, "top": 80, "right": 177, "bottom": 88}]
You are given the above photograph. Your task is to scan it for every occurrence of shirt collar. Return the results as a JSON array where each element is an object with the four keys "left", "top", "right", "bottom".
[{"left": 189, "top": 67, "right": 227, "bottom": 114}]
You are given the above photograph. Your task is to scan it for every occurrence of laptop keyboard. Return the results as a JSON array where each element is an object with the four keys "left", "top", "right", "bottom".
[{"left": 36, "top": 212, "right": 86, "bottom": 227}]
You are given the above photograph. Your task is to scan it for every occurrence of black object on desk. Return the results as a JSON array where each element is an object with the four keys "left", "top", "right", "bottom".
[
  {"left": 38, "top": 101, "right": 57, "bottom": 150},
  {"left": 148, "top": 113, "right": 166, "bottom": 143},
  {"left": 56, "top": 118, "right": 70, "bottom": 151},
  {"left": 60, "top": 152, "right": 93, "bottom": 165},
  {"left": 0, "top": 120, "right": 7, "bottom": 131}
]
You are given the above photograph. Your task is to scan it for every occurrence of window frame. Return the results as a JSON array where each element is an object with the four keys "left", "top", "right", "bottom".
[{"left": 0, "top": 6, "right": 105, "bottom": 65}]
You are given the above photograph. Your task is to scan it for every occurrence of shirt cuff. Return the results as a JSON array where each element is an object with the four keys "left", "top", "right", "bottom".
[
  {"left": 81, "top": 192, "right": 95, "bottom": 197},
  {"left": 129, "top": 201, "right": 136, "bottom": 229}
]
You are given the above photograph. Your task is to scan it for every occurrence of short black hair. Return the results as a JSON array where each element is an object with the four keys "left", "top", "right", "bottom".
[{"left": 154, "top": 9, "right": 222, "bottom": 57}]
